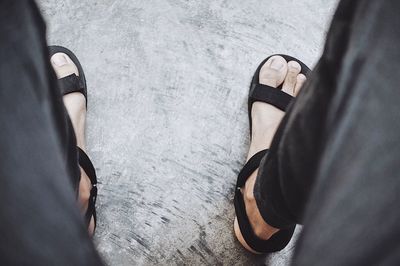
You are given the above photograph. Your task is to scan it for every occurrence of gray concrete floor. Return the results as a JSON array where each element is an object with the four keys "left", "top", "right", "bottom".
[{"left": 38, "top": 1, "right": 338, "bottom": 265}]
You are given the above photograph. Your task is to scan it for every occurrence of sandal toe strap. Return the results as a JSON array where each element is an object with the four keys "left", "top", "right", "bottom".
[
  {"left": 249, "top": 83, "right": 294, "bottom": 112},
  {"left": 58, "top": 73, "right": 85, "bottom": 97}
]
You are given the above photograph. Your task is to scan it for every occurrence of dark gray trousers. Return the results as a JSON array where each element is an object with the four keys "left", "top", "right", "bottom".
[
  {"left": 0, "top": 1, "right": 102, "bottom": 265},
  {"left": 254, "top": 0, "right": 400, "bottom": 265}
]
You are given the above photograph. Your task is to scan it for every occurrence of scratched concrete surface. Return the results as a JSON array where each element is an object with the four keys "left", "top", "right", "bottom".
[{"left": 37, "top": 0, "right": 338, "bottom": 265}]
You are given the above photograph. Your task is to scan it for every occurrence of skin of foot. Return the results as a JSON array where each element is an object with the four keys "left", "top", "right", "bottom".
[
  {"left": 51, "top": 53, "right": 95, "bottom": 235},
  {"left": 234, "top": 56, "right": 307, "bottom": 253}
]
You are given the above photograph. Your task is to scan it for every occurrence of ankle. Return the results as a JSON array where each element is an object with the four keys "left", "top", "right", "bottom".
[{"left": 242, "top": 177, "right": 279, "bottom": 240}]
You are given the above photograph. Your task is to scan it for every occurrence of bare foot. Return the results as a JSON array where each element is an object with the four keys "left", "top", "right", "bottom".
[
  {"left": 51, "top": 53, "right": 95, "bottom": 235},
  {"left": 234, "top": 56, "right": 307, "bottom": 253}
]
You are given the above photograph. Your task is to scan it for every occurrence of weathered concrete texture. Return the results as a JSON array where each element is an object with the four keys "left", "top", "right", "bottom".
[{"left": 37, "top": 1, "right": 338, "bottom": 265}]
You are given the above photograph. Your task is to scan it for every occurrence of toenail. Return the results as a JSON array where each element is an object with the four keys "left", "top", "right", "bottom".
[
  {"left": 270, "top": 59, "right": 284, "bottom": 70},
  {"left": 288, "top": 61, "right": 301, "bottom": 70},
  {"left": 298, "top": 74, "right": 307, "bottom": 81},
  {"left": 52, "top": 54, "right": 68, "bottom": 67}
]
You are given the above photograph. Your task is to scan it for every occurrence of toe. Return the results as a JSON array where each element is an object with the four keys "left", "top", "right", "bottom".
[
  {"left": 259, "top": 56, "right": 288, "bottom": 88},
  {"left": 51, "top": 53, "right": 68, "bottom": 67},
  {"left": 294, "top": 74, "right": 307, "bottom": 96},
  {"left": 282, "top": 61, "right": 301, "bottom": 96},
  {"left": 50, "top": 53, "right": 79, "bottom": 79}
]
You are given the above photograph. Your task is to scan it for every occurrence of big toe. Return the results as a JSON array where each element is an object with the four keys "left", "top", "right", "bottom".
[
  {"left": 259, "top": 56, "right": 288, "bottom": 88},
  {"left": 50, "top": 53, "right": 79, "bottom": 79},
  {"left": 282, "top": 61, "right": 301, "bottom": 96}
]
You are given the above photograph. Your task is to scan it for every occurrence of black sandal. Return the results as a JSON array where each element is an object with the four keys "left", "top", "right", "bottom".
[
  {"left": 234, "top": 54, "right": 311, "bottom": 253},
  {"left": 49, "top": 45, "right": 98, "bottom": 232}
]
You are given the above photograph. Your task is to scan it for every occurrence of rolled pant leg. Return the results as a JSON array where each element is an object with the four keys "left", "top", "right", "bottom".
[
  {"left": 252, "top": 4, "right": 351, "bottom": 228},
  {"left": 254, "top": 0, "right": 400, "bottom": 264},
  {"left": 0, "top": 1, "right": 102, "bottom": 265}
]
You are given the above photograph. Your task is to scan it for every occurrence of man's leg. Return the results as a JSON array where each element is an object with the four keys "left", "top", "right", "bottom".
[
  {"left": 234, "top": 55, "right": 308, "bottom": 251},
  {"left": 50, "top": 50, "right": 96, "bottom": 235},
  {"left": 291, "top": 1, "right": 400, "bottom": 264},
  {"left": 244, "top": 0, "right": 400, "bottom": 264},
  {"left": 0, "top": 1, "right": 102, "bottom": 265}
]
